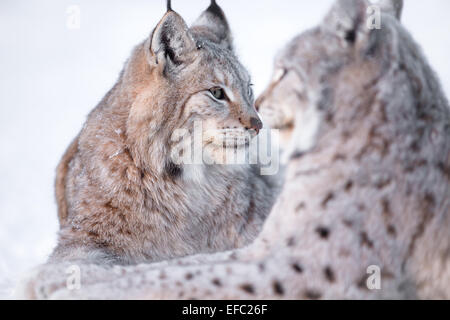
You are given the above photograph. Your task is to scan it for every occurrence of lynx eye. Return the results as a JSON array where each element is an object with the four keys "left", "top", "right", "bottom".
[
  {"left": 344, "top": 30, "right": 356, "bottom": 44},
  {"left": 209, "top": 87, "right": 226, "bottom": 100},
  {"left": 248, "top": 84, "right": 254, "bottom": 98}
]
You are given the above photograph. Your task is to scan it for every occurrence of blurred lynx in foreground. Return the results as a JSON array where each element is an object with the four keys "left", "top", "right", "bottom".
[{"left": 20, "top": 0, "right": 449, "bottom": 299}]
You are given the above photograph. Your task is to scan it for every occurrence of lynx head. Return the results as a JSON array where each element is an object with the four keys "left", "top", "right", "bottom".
[
  {"left": 256, "top": 0, "right": 409, "bottom": 155},
  {"left": 125, "top": 1, "right": 262, "bottom": 173}
]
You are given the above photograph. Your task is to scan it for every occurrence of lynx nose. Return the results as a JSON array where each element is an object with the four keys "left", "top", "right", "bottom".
[{"left": 250, "top": 117, "right": 263, "bottom": 134}]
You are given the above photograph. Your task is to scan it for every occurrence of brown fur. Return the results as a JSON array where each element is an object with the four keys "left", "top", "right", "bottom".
[
  {"left": 49, "top": 3, "right": 278, "bottom": 265},
  {"left": 21, "top": 0, "right": 450, "bottom": 300},
  {"left": 55, "top": 136, "right": 79, "bottom": 226}
]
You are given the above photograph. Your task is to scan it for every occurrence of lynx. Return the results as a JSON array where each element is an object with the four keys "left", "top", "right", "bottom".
[
  {"left": 20, "top": 0, "right": 449, "bottom": 299},
  {"left": 50, "top": 0, "right": 279, "bottom": 266}
]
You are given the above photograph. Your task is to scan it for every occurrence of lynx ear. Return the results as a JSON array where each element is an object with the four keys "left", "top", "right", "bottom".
[
  {"left": 379, "top": 0, "right": 403, "bottom": 20},
  {"left": 148, "top": 7, "right": 196, "bottom": 71},
  {"left": 191, "top": 0, "right": 233, "bottom": 50},
  {"left": 323, "top": 0, "right": 371, "bottom": 45}
]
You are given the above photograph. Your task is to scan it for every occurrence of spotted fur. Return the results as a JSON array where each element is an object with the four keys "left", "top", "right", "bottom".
[{"left": 19, "top": 0, "right": 450, "bottom": 300}]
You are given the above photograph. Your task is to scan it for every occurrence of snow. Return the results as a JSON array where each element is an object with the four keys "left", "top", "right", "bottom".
[{"left": 1, "top": 0, "right": 449, "bottom": 299}]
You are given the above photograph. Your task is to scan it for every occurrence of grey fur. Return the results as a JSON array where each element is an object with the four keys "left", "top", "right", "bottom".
[
  {"left": 18, "top": 0, "right": 450, "bottom": 299},
  {"left": 44, "top": 2, "right": 280, "bottom": 267}
]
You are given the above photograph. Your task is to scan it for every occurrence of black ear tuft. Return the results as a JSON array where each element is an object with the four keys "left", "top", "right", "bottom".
[
  {"left": 166, "top": 0, "right": 172, "bottom": 12},
  {"left": 207, "top": 0, "right": 224, "bottom": 20}
]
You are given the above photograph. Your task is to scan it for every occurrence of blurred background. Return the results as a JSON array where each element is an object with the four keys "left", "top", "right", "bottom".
[{"left": 1, "top": 0, "right": 450, "bottom": 298}]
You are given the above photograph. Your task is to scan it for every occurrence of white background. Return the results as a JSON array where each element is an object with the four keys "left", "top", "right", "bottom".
[{"left": 1, "top": 0, "right": 450, "bottom": 298}]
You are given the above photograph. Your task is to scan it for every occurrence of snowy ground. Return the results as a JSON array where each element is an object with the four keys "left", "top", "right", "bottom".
[{"left": 1, "top": 0, "right": 449, "bottom": 299}]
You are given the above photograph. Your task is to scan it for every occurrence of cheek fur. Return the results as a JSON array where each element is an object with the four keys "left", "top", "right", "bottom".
[{"left": 183, "top": 96, "right": 230, "bottom": 127}]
